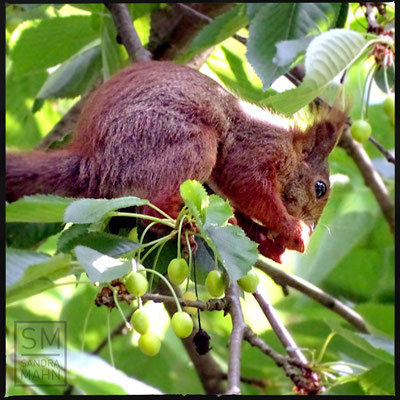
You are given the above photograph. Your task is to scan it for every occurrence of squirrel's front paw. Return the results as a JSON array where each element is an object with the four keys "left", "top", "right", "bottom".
[{"left": 277, "top": 219, "right": 311, "bottom": 253}]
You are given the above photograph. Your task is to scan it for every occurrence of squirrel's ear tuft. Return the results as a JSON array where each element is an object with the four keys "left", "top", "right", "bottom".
[{"left": 299, "top": 106, "right": 348, "bottom": 161}]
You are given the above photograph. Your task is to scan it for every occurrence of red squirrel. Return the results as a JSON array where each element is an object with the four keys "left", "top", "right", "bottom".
[{"left": 6, "top": 61, "right": 347, "bottom": 263}]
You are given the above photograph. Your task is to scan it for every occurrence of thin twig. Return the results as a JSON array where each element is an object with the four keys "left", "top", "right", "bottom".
[
  {"left": 368, "top": 136, "right": 395, "bottom": 163},
  {"left": 141, "top": 292, "right": 228, "bottom": 311},
  {"left": 255, "top": 258, "right": 370, "bottom": 333},
  {"left": 253, "top": 287, "right": 308, "bottom": 364},
  {"left": 225, "top": 282, "right": 246, "bottom": 395},
  {"left": 105, "top": 3, "right": 152, "bottom": 62}
]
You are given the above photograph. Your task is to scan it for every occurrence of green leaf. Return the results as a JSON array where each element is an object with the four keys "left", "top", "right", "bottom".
[
  {"left": 179, "top": 180, "right": 208, "bottom": 221},
  {"left": 296, "top": 211, "right": 377, "bottom": 285},
  {"left": 6, "top": 249, "right": 73, "bottom": 304},
  {"left": 6, "top": 68, "right": 48, "bottom": 149},
  {"left": 74, "top": 246, "right": 131, "bottom": 283},
  {"left": 101, "top": 14, "right": 124, "bottom": 80},
  {"left": 374, "top": 64, "right": 395, "bottom": 94},
  {"left": 6, "top": 222, "right": 64, "bottom": 249},
  {"left": 12, "top": 16, "right": 98, "bottom": 74},
  {"left": 6, "top": 195, "right": 76, "bottom": 223},
  {"left": 354, "top": 304, "right": 394, "bottom": 339},
  {"left": 57, "top": 224, "right": 90, "bottom": 253},
  {"left": 273, "top": 35, "right": 315, "bottom": 67},
  {"left": 192, "top": 237, "right": 216, "bottom": 285},
  {"left": 325, "top": 319, "right": 394, "bottom": 365},
  {"left": 58, "top": 230, "right": 139, "bottom": 257},
  {"left": 205, "top": 224, "right": 259, "bottom": 282},
  {"left": 266, "top": 29, "right": 367, "bottom": 115},
  {"left": 63, "top": 197, "right": 148, "bottom": 224},
  {"left": 357, "top": 363, "right": 394, "bottom": 395},
  {"left": 36, "top": 41, "right": 102, "bottom": 100},
  {"left": 246, "top": 3, "right": 342, "bottom": 88},
  {"left": 178, "top": 4, "right": 249, "bottom": 63},
  {"left": 204, "top": 194, "right": 233, "bottom": 228},
  {"left": 206, "top": 45, "right": 276, "bottom": 105}
]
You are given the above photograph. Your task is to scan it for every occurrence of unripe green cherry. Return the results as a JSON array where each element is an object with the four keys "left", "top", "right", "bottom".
[
  {"left": 182, "top": 291, "right": 197, "bottom": 315},
  {"left": 125, "top": 272, "right": 148, "bottom": 296},
  {"left": 138, "top": 332, "right": 161, "bottom": 356},
  {"left": 167, "top": 258, "right": 189, "bottom": 285},
  {"left": 237, "top": 269, "right": 259, "bottom": 293},
  {"left": 131, "top": 309, "right": 150, "bottom": 334},
  {"left": 351, "top": 120, "right": 371, "bottom": 143},
  {"left": 171, "top": 311, "right": 193, "bottom": 338},
  {"left": 383, "top": 95, "right": 395, "bottom": 120},
  {"left": 205, "top": 270, "right": 225, "bottom": 298}
]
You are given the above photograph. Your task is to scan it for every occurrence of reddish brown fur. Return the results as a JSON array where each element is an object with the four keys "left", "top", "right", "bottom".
[{"left": 6, "top": 61, "right": 347, "bottom": 262}]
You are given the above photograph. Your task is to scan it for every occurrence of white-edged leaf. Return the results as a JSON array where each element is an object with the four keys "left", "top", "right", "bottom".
[
  {"left": 246, "top": 3, "right": 342, "bottom": 88},
  {"left": 266, "top": 29, "right": 367, "bottom": 115},
  {"left": 304, "top": 29, "right": 367, "bottom": 89},
  {"left": 74, "top": 246, "right": 131, "bottom": 283},
  {"left": 63, "top": 197, "right": 148, "bottom": 224}
]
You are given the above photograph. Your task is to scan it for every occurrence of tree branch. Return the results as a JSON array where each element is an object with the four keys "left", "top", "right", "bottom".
[
  {"left": 243, "top": 327, "right": 322, "bottom": 394},
  {"left": 225, "top": 282, "right": 246, "bottom": 394},
  {"left": 338, "top": 127, "right": 394, "bottom": 233},
  {"left": 368, "top": 136, "right": 395, "bottom": 164},
  {"left": 105, "top": 3, "right": 152, "bottom": 62},
  {"left": 253, "top": 286, "right": 308, "bottom": 364},
  {"left": 255, "top": 258, "right": 369, "bottom": 333}
]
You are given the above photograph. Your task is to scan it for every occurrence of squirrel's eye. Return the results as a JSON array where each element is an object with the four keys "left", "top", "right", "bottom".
[{"left": 315, "top": 180, "right": 327, "bottom": 199}]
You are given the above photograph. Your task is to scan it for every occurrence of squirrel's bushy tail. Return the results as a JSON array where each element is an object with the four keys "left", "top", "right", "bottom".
[{"left": 6, "top": 150, "right": 83, "bottom": 202}]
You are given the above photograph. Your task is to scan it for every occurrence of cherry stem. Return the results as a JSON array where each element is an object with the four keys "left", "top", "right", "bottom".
[
  {"left": 192, "top": 254, "right": 202, "bottom": 330},
  {"left": 81, "top": 301, "right": 94, "bottom": 352},
  {"left": 185, "top": 231, "right": 193, "bottom": 293},
  {"left": 147, "top": 239, "right": 169, "bottom": 292},
  {"left": 106, "top": 310, "right": 115, "bottom": 367},
  {"left": 110, "top": 211, "right": 176, "bottom": 228},
  {"left": 137, "top": 221, "right": 158, "bottom": 264},
  {"left": 110, "top": 286, "right": 132, "bottom": 331},
  {"left": 139, "top": 268, "right": 182, "bottom": 313}
]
